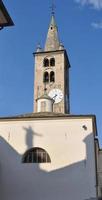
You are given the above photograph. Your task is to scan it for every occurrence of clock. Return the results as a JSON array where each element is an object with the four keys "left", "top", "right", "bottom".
[{"left": 48, "top": 89, "right": 63, "bottom": 104}]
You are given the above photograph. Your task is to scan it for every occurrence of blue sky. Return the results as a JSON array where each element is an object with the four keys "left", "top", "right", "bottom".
[{"left": 0, "top": 0, "right": 102, "bottom": 145}]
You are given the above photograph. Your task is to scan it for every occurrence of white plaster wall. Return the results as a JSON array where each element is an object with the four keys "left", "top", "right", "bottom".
[
  {"left": 0, "top": 117, "right": 97, "bottom": 200},
  {"left": 37, "top": 98, "right": 53, "bottom": 112}
]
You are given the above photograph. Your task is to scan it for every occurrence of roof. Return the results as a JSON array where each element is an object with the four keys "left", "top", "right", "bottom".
[
  {"left": 44, "top": 14, "right": 60, "bottom": 51},
  {"left": 36, "top": 93, "right": 54, "bottom": 102},
  {"left": 0, "top": 112, "right": 96, "bottom": 120},
  {"left": 0, "top": 0, "right": 14, "bottom": 28}
]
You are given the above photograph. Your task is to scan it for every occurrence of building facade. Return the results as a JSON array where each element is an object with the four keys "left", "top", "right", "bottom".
[
  {"left": 0, "top": 10, "right": 102, "bottom": 200},
  {"left": 0, "top": 0, "right": 14, "bottom": 30}
]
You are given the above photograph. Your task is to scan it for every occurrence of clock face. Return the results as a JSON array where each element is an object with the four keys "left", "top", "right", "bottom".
[{"left": 48, "top": 89, "right": 63, "bottom": 104}]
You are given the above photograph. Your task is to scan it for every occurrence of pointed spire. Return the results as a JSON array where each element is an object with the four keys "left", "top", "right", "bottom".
[
  {"left": 44, "top": 12, "right": 60, "bottom": 51},
  {"left": 36, "top": 43, "right": 42, "bottom": 52}
]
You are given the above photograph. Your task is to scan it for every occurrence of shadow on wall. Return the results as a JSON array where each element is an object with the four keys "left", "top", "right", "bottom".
[
  {"left": 23, "top": 126, "right": 42, "bottom": 149},
  {"left": 0, "top": 127, "right": 97, "bottom": 200}
]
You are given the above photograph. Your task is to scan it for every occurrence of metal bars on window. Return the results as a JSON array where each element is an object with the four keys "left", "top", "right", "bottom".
[{"left": 22, "top": 147, "right": 51, "bottom": 163}]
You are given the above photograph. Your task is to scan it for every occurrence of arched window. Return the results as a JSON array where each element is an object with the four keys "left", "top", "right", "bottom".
[
  {"left": 50, "top": 71, "right": 55, "bottom": 82},
  {"left": 43, "top": 72, "right": 49, "bottom": 83},
  {"left": 50, "top": 58, "right": 55, "bottom": 66},
  {"left": 43, "top": 58, "right": 49, "bottom": 67},
  {"left": 22, "top": 147, "right": 51, "bottom": 163}
]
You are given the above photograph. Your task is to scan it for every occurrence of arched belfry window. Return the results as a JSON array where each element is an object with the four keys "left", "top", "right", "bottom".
[
  {"left": 43, "top": 72, "right": 49, "bottom": 83},
  {"left": 22, "top": 148, "right": 51, "bottom": 163},
  {"left": 50, "top": 71, "right": 55, "bottom": 82},
  {"left": 50, "top": 58, "right": 55, "bottom": 66},
  {"left": 43, "top": 58, "right": 49, "bottom": 67}
]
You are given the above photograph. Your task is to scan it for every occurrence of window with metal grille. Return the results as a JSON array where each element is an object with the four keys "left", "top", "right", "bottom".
[{"left": 22, "top": 148, "right": 51, "bottom": 163}]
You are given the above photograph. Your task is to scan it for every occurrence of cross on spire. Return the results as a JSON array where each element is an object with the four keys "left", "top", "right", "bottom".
[
  {"left": 50, "top": 1, "right": 56, "bottom": 15},
  {"left": 45, "top": 2, "right": 60, "bottom": 51}
]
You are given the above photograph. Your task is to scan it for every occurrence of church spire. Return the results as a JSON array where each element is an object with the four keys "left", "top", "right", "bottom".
[{"left": 44, "top": 11, "right": 60, "bottom": 51}]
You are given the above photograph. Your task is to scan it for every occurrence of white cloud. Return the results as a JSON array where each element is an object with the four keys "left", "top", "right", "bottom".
[
  {"left": 91, "top": 21, "right": 102, "bottom": 28},
  {"left": 75, "top": 0, "right": 102, "bottom": 9}
]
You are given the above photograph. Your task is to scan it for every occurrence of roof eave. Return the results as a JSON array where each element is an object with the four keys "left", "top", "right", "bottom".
[{"left": 0, "top": 0, "right": 14, "bottom": 27}]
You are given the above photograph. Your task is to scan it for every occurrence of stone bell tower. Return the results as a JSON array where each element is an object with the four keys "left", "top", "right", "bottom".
[{"left": 33, "top": 12, "right": 70, "bottom": 114}]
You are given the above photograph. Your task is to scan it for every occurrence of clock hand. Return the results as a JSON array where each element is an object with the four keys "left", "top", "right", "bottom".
[{"left": 53, "top": 94, "right": 57, "bottom": 99}]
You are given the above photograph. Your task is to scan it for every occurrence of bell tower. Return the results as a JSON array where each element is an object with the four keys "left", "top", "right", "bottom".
[{"left": 33, "top": 12, "right": 70, "bottom": 114}]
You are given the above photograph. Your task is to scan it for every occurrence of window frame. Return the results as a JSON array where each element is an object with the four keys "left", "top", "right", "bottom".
[
  {"left": 50, "top": 58, "right": 55, "bottom": 67},
  {"left": 50, "top": 71, "right": 55, "bottom": 82},
  {"left": 43, "top": 71, "right": 49, "bottom": 83},
  {"left": 43, "top": 58, "right": 49, "bottom": 67}
]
